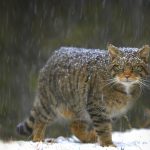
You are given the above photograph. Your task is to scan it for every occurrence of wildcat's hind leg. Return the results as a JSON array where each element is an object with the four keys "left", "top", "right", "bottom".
[
  {"left": 32, "top": 121, "right": 47, "bottom": 142},
  {"left": 70, "top": 120, "right": 97, "bottom": 143},
  {"left": 30, "top": 103, "right": 55, "bottom": 142},
  {"left": 17, "top": 108, "right": 49, "bottom": 142},
  {"left": 17, "top": 96, "right": 55, "bottom": 142}
]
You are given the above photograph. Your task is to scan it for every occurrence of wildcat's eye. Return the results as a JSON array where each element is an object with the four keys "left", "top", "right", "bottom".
[
  {"left": 113, "top": 65, "right": 123, "bottom": 72},
  {"left": 133, "top": 66, "right": 143, "bottom": 72}
]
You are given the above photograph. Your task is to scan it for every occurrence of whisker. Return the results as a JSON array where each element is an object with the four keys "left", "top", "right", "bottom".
[
  {"left": 141, "top": 80, "right": 150, "bottom": 86},
  {"left": 135, "top": 80, "right": 145, "bottom": 95},
  {"left": 101, "top": 79, "right": 116, "bottom": 90},
  {"left": 139, "top": 80, "right": 150, "bottom": 90},
  {"left": 142, "top": 80, "right": 150, "bottom": 84},
  {"left": 101, "top": 78, "right": 114, "bottom": 82},
  {"left": 141, "top": 78, "right": 150, "bottom": 81},
  {"left": 138, "top": 83, "right": 144, "bottom": 95}
]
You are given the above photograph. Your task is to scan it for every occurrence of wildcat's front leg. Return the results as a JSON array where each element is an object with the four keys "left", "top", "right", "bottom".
[
  {"left": 87, "top": 105, "right": 115, "bottom": 147},
  {"left": 96, "top": 122, "right": 115, "bottom": 147}
]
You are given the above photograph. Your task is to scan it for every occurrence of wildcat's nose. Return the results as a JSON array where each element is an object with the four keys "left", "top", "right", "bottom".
[{"left": 125, "top": 74, "right": 130, "bottom": 79}]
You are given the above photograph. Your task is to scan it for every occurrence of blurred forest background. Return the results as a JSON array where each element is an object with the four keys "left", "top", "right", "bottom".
[{"left": 0, "top": 0, "right": 150, "bottom": 141}]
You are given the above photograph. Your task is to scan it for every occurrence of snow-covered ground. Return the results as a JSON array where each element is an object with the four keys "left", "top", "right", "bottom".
[{"left": 0, "top": 129, "right": 150, "bottom": 150}]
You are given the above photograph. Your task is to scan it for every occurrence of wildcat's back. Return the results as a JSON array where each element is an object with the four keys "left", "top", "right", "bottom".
[
  {"left": 39, "top": 47, "right": 110, "bottom": 118},
  {"left": 17, "top": 45, "right": 150, "bottom": 147}
]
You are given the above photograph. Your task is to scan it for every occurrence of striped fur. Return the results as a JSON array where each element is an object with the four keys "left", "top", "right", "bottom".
[{"left": 17, "top": 44, "right": 150, "bottom": 147}]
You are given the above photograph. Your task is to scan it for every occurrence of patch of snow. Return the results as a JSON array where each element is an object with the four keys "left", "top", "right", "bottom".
[{"left": 0, "top": 129, "right": 150, "bottom": 150}]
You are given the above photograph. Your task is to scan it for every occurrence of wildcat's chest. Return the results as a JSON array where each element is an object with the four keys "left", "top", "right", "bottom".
[
  {"left": 109, "top": 100, "right": 132, "bottom": 118},
  {"left": 105, "top": 90, "right": 134, "bottom": 118}
]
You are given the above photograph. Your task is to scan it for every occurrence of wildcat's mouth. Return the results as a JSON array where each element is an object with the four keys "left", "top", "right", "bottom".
[
  {"left": 120, "top": 81, "right": 138, "bottom": 87},
  {"left": 122, "top": 79, "right": 133, "bottom": 82},
  {"left": 115, "top": 76, "right": 140, "bottom": 85},
  {"left": 114, "top": 77, "right": 140, "bottom": 94}
]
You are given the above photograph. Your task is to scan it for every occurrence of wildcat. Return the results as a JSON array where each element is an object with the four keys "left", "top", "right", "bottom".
[{"left": 17, "top": 44, "right": 150, "bottom": 147}]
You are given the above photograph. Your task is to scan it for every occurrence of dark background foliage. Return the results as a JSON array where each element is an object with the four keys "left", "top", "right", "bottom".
[{"left": 0, "top": 0, "right": 150, "bottom": 140}]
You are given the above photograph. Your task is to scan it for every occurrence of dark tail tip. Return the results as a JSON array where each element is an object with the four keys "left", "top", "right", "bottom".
[{"left": 16, "top": 122, "right": 33, "bottom": 136}]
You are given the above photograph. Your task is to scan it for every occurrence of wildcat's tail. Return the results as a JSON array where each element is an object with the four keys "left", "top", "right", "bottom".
[{"left": 16, "top": 113, "right": 35, "bottom": 136}]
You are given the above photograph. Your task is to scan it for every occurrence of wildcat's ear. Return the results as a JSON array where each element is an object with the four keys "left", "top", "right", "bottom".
[
  {"left": 138, "top": 45, "right": 150, "bottom": 63},
  {"left": 107, "top": 44, "right": 122, "bottom": 60}
]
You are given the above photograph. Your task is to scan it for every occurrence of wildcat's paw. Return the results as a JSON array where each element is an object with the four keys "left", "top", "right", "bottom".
[
  {"left": 99, "top": 138, "right": 116, "bottom": 147},
  {"left": 101, "top": 142, "right": 117, "bottom": 147},
  {"left": 32, "top": 135, "right": 44, "bottom": 142}
]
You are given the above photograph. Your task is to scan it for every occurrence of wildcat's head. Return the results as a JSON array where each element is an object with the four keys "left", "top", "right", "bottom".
[{"left": 108, "top": 44, "right": 150, "bottom": 93}]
